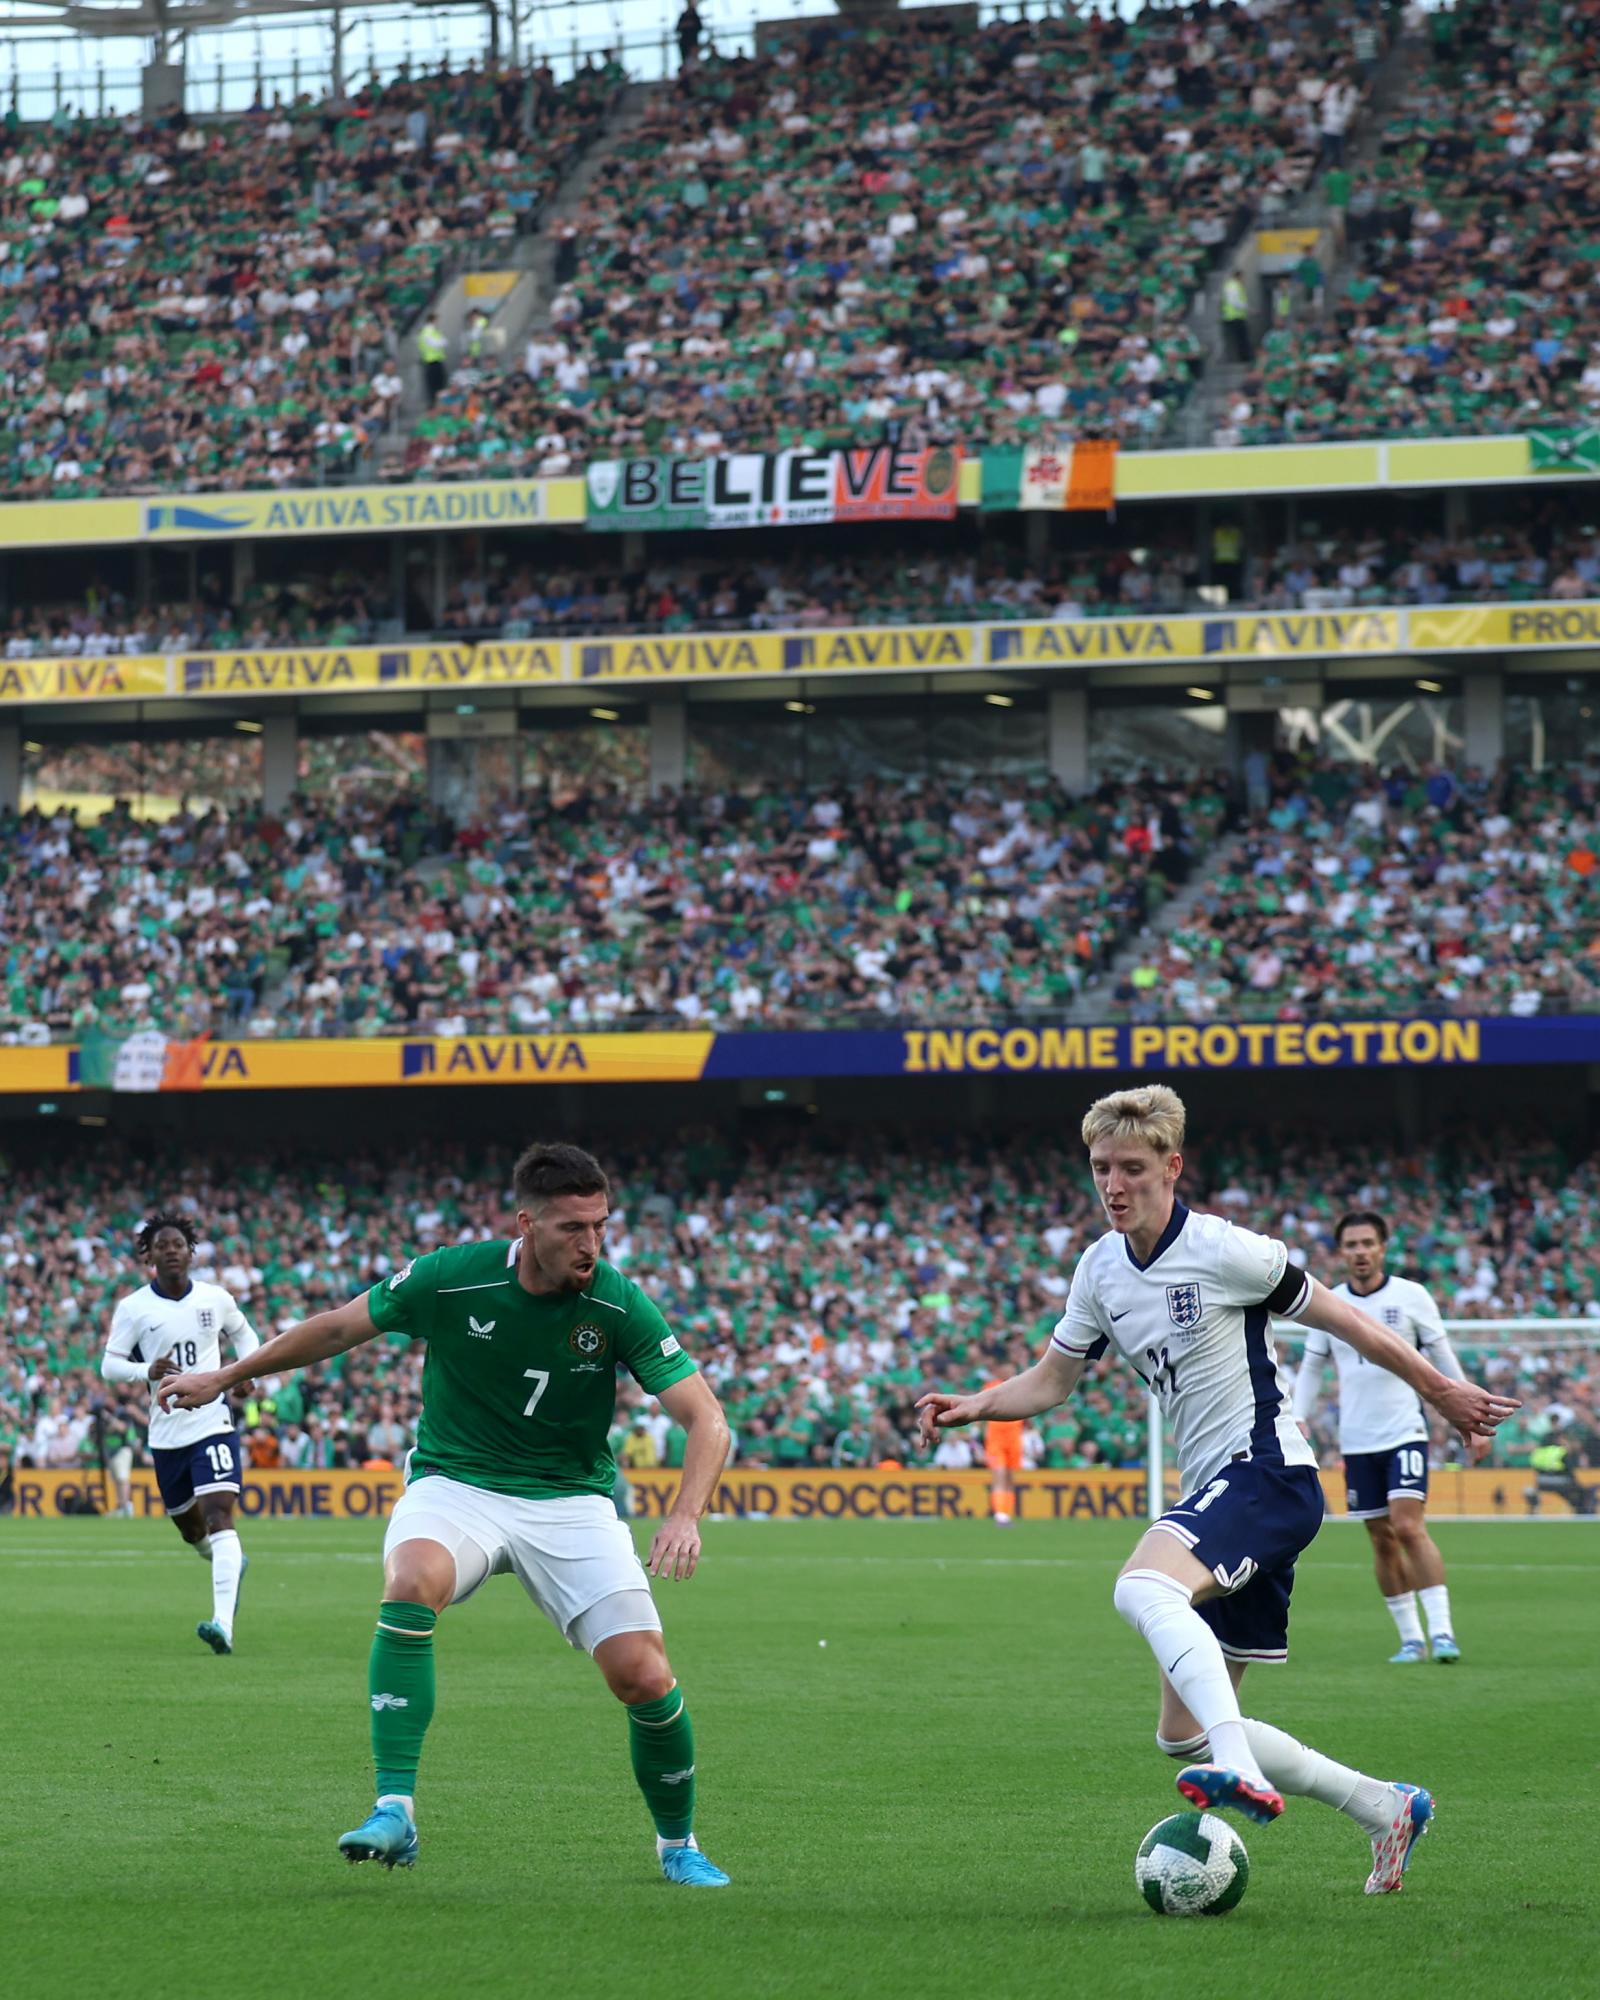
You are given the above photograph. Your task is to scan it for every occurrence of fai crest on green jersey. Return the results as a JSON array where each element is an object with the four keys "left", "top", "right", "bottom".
[{"left": 570, "top": 1324, "right": 608, "bottom": 1358}]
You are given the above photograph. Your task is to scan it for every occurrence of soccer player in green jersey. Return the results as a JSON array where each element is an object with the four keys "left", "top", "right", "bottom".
[{"left": 159, "top": 1142, "right": 734, "bottom": 1886}]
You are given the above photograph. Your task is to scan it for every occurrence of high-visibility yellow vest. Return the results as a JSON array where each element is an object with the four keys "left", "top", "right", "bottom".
[{"left": 417, "top": 324, "right": 447, "bottom": 363}]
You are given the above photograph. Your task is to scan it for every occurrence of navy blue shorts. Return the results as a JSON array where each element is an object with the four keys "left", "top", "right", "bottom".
[
  {"left": 1344, "top": 1440, "right": 1429, "bottom": 1520},
  {"left": 152, "top": 1432, "right": 242, "bottom": 1516},
  {"left": 1155, "top": 1458, "right": 1326, "bottom": 1664}
]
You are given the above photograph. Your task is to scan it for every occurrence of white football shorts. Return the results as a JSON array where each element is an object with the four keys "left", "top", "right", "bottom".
[{"left": 383, "top": 1474, "right": 660, "bottom": 1650}]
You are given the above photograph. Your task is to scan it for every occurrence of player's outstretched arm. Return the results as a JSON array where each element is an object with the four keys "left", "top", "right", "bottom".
[
  {"left": 1295, "top": 1278, "right": 1519, "bottom": 1444},
  {"left": 156, "top": 1294, "right": 382, "bottom": 1411},
  {"left": 915, "top": 1344, "right": 1086, "bottom": 1450},
  {"left": 1289, "top": 1341, "right": 1324, "bottom": 1431},
  {"left": 645, "top": 1373, "right": 731, "bottom": 1582}
]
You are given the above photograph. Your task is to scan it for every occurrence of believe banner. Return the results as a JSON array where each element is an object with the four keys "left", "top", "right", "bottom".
[
  {"left": 584, "top": 447, "right": 961, "bottom": 532},
  {"left": 981, "top": 441, "right": 1119, "bottom": 511}
]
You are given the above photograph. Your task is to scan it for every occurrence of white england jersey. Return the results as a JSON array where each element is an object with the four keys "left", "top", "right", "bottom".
[
  {"left": 102, "top": 1281, "right": 259, "bottom": 1450},
  {"left": 1052, "top": 1202, "right": 1317, "bottom": 1495},
  {"left": 1294, "top": 1275, "right": 1454, "bottom": 1455}
]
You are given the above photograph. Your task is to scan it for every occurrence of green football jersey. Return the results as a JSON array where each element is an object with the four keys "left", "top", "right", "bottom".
[{"left": 366, "top": 1239, "right": 697, "bottom": 1500}]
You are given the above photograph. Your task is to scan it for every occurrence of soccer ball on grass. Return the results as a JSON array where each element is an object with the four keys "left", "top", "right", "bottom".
[{"left": 1135, "top": 1811, "right": 1249, "bottom": 1916}]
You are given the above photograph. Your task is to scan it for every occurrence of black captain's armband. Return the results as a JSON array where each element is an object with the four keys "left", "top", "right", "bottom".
[{"left": 1263, "top": 1266, "right": 1311, "bottom": 1317}]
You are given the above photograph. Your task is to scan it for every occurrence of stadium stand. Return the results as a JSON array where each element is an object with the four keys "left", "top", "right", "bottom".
[
  {"left": 1231, "top": 0, "right": 1600, "bottom": 445},
  {"left": 4, "top": 1130, "right": 1595, "bottom": 1486},
  {"left": 0, "top": 62, "right": 617, "bottom": 498},
  {"left": 7, "top": 497, "right": 1599, "bottom": 654},
  {"left": 0, "top": 777, "right": 1223, "bottom": 1040},
  {"left": 2, "top": 1, "right": 1598, "bottom": 1519},
  {"left": 1107, "top": 760, "right": 1600, "bottom": 1022},
  {"left": 499, "top": 6, "right": 1382, "bottom": 467},
  {"left": 0, "top": 3, "right": 1403, "bottom": 492},
  {"left": 8, "top": 754, "right": 1600, "bottom": 1041}
]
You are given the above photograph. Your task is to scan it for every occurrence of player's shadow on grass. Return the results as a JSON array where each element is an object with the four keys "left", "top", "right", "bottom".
[{"left": 1045, "top": 1904, "right": 1247, "bottom": 1930}]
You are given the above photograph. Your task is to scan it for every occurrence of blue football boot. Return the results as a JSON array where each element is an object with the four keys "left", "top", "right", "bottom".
[{"left": 338, "top": 1801, "right": 419, "bottom": 1870}]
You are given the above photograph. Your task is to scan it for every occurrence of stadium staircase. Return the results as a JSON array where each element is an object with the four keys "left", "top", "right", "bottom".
[
  {"left": 1183, "top": 22, "right": 1423, "bottom": 447},
  {"left": 511, "top": 83, "right": 655, "bottom": 346},
  {"left": 388, "top": 84, "right": 655, "bottom": 440},
  {"left": 1065, "top": 831, "right": 1246, "bottom": 1023}
]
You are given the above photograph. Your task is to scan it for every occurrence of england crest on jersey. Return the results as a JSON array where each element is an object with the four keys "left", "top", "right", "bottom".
[{"left": 1166, "top": 1282, "right": 1203, "bottom": 1330}]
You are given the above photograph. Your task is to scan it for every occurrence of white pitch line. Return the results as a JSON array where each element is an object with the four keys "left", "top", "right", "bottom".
[
  {"left": 700, "top": 1554, "right": 1598, "bottom": 1575},
  {"left": 0, "top": 1544, "right": 378, "bottom": 1560},
  {"left": 0, "top": 1549, "right": 1592, "bottom": 1575}
]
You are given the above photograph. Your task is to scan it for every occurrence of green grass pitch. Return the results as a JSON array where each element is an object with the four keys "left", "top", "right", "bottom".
[{"left": 4, "top": 1517, "right": 1592, "bottom": 2000}]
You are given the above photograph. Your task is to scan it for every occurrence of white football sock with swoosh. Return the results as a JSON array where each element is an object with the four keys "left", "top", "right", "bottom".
[
  {"left": 1113, "top": 1569, "right": 1267, "bottom": 1786},
  {"left": 209, "top": 1529, "right": 243, "bottom": 1638}
]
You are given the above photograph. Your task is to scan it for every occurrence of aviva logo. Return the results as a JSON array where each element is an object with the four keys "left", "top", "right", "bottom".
[
  {"left": 468, "top": 1316, "right": 496, "bottom": 1339},
  {"left": 145, "top": 503, "right": 257, "bottom": 534},
  {"left": 402, "top": 1037, "right": 590, "bottom": 1079}
]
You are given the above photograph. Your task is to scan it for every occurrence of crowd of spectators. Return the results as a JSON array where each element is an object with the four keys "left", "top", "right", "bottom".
[
  {"left": 0, "top": 60, "right": 618, "bottom": 498},
  {"left": 0, "top": 775, "right": 1216, "bottom": 1041},
  {"left": 1112, "top": 755, "right": 1600, "bottom": 1021},
  {"left": 2, "top": 1127, "right": 1595, "bottom": 1495},
  {"left": 1221, "top": 0, "right": 1600, "bottom": 446},
  {"left": 14, "top": 0, "right": 1600, "bottom": 494},
  {"left": 407, "top": 3, "right": 1385, "bottom": 477},
  {"left": 6, "top": 505, "right": 1599, "bottom": 662},
  {"left": 10, "top": 751, "right": 1600, "bottom": 1042}
]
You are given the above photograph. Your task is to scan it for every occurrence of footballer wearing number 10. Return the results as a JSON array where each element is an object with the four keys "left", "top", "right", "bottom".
[{"left": 161, "top": 1142, "right": 734, "bottom": 1887}]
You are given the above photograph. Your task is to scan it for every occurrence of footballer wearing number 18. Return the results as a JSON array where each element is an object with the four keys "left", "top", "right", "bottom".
[
  {"left": 160, "top": 1142, "right": 734, "bottom": 1887},
  {"left": 101, "top": 1210, "right": 261, "bottom": 1655},
  {"left": 918, "top": 1088, "right": 1519, "bottom": 1895}
]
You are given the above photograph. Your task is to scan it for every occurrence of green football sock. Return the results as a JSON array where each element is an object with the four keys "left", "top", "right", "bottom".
[
  {"left": 370, "top": 1600, "right": 436, "bottom": 1801},
  {"left": 628, "top": 1684, "right": 696, "bottom": 1840}
]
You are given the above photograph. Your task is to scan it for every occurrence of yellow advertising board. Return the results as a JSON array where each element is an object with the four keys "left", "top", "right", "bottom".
[
  {"left": 164, "top": 1040, "right": 402, "bottom": 1089},
  {"left": 173, "top": 641, "right": 563, "bottom": 700},
  {"left": 1408, "top": 602, "right": 1600, "bottom": 653},
  {"left": 10, "top": 1468, "right": 409, "bottom": 1520},
  {"left": 9, "top": 1464, "right": 1582, "bottom": 1522},
  {"left": 0, "top": 1047, "right": 72, "bottom": 1093},
  {"left": 1112, "top": 435, "right": 1542, "bottom": 501},
  {"left": 984, "top": 607, "right": 1403, "bottom": 669},
  {"left": 398, "top": 1034, "right": 716, "bottom": 1085},
  {"left": 34, "top": 1034, "right": 721, "bottom": 1093},
  {"left": 0, "top": 437, "right": 1579, "bottom": 557},
  {"left": 1384, "top": 436, "right": 1534, "bottom": 486},
  {"left": 0, "top": 1013, "right": 1550, "bottom": 1100},
  {"left": 0, "top": 498, "right": 142, "bottom": 547},
  {"left": 5, "top": 601, "right": 1600, "bottom": 710},
  {"left": 1115, "top": 443, "right": 1382, "bottom": 499},
  {"left": 1256, "top": 227, "right": 1322, "bottom": 258},
  {"left": 0, "top": 654, "right": 168, "bottom": 703},
  {"left": 0, "top": 477, "right": 584, "bottom": 551},
  {"left": 573, "top": 632, "right": 788, "bottom": 683},
  {"left": 142, "top": 479, "right": 582, "bottom": 541},
  {"left": 574, "top": 623, "right": 976, "bottom": 684}
]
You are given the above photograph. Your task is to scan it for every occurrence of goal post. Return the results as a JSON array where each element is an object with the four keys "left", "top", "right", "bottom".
[{"left": 1145, "top": 1318, "right": 1597, "bottom": 1523}]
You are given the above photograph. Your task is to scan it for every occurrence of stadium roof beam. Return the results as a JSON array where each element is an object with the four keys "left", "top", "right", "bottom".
[{"left": 0, "top": 0, "right": 357, "bottom": 33}]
